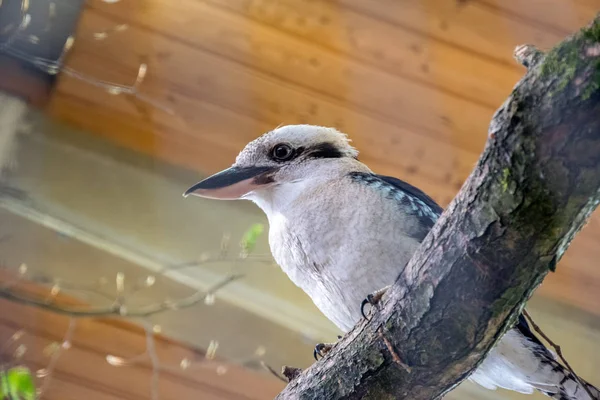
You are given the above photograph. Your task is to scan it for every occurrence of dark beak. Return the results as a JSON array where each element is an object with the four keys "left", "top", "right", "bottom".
[{"left": 183, "top": 166, "right": 276, "bottom": 200}]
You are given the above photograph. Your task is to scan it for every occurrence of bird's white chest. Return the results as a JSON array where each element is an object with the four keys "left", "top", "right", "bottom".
[
  {"left": 265, "top": 182, "right": 420, "bottom": 332},
  {"left": 268, "top": 211, "right": 363, "bottom": 331}
]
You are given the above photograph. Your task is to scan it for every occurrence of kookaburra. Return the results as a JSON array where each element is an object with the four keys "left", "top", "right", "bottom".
[{"left": 184, "top": 125, "right": 599, "bottom": 400}]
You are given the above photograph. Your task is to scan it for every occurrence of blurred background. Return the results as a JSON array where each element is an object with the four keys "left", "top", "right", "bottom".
[{"left": 0, "top": 0, "right": 599, "bottom": 399}]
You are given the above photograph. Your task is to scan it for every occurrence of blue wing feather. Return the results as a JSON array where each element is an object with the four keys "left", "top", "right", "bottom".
[
  {"left": 348, "top": 172, "right": 443, "bottom": 241},
  {"left": 376, "top": 174, "right": 444, "bottom": 217}
]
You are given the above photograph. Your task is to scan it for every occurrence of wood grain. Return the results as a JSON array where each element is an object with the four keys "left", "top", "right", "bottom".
[
  {"left": 334, "top": 0, "right": 577, "bottom": 65},
  {"left": 0, "top": 274, "right": 284, "bottom": 400},
  {"left": 59, "top": 6, "right": 496, "bottom": 154},
  {"left": 478, "top": 0, "right": 599, "bottom": 33},
  {"left": 89, "top": 0, "right": 520, "bottom": 109},
  {"left": 44, "top": 0, "right": 600, "bottom": 325}
]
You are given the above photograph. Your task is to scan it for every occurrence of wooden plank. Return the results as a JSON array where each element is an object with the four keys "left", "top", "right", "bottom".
[
  {"left": 42, "top": 375, "right": 130, "bottom": 400},
  {"left": 0, "top": 322, "right": 234, "bottom": 400},
  {"left": 43, "top": 377, "right": 131, "bottom": 400},
  {"left": 48, "top": 90, "right": 272, "bottom": 175},
  {"left": 49, "top": 86, "right": 472, "bottom": 204},
  {"left": 1, "top": 273, "right": 597, "bottom": 400},
  {"left": 50, "top": 37, "right": 484, "bottom": 191},
  {"left": 332, "top": 0, "right": 567, "bottom": 67},
  {"left": 61, "top": 6, "right": 494, "bottom": 155},
  {"left": 89, "top": 0, "right": 520, "bottom": 110},
  {"left": 478, "top": 0, "right": 600, "bottom": 34},
  {"left": 0, "top": 358, "right": 129, "bottom": 400},
  {"left": 0, "top": 270, "right": 283, "bottom": 399},
  {"left": 0, "top": 292, "right": 284, "bottom": 399}
]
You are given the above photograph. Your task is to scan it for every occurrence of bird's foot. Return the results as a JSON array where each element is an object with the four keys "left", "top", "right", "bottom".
[
  {"left": 361, "top": 285, "right": 391, "bottom": 320},
  {"left": 313, "top": 341, "right": 338, "bottom": 361}
]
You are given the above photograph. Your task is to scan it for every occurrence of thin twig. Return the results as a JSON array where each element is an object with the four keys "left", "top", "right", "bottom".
[
  {"left": 60, "top": 66, "right": 175, "bottom": 115},
  {"left": 0, "top": 274, "right": 243, "bottom": 318},
  {"left": 0, "top": 243, "right": 271, "bottom": 318},
  {"left": 523, "top": 309, "right": 595, "bottom": 400},
  {"left": 160, "top": 254, "right": 271, "bottom": 273},
  {"left": 37, "top": 318, "right": 76, "bottom": 399},
  {"left": 260, "top": 361, "right": 288, "bottom": 383},
  {"left": 142, "top": 321, "right": 160, "bottom": 400}
]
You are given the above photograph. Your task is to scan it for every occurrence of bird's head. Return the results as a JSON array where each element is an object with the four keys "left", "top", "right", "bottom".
[{"left": 183, "top": 125, "right": 359, "bottom": 202}]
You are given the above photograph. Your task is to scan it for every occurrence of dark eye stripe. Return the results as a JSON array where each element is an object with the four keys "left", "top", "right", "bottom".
[
  {"left": 306, "top": 142, "right": 343, "bottom": 159},
  {"left": 268, "top": 142, "right": 344, "bottom": 163}
]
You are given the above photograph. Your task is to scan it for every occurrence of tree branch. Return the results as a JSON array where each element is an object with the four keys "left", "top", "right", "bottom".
[{"left": 276, "top": 14, "right": 600, "bottom": 400}]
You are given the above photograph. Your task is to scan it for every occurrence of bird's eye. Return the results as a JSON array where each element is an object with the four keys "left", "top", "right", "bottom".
[{"left": 271, "top": 144, "right": 294, "bottom": 161}]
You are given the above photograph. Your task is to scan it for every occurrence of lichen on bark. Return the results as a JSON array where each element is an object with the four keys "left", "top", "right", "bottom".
[{"left": 541, "top": 16, "right": 600, "bottom": 98}]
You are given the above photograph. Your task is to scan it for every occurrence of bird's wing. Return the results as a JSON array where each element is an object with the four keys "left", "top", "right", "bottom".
[
  {"left": 348, "top": 172, "right": 443, "bottom": 241},
  {"left": 349, "top": 173, "right": 600, "bottom": 399}
]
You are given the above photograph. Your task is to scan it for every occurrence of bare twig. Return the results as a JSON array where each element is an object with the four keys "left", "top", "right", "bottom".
[
  {"left": 522, "top": 309, "right": 596, "bottom": 400},
  {"left": 0, "top": 273, "right": 243, "bottom": 318},
  {"left": 143, "top": 321, "right": 160, "bottom": 400},
  {"left": 60, "top": 65, "right": 174, "bottom": 115},
  {"left": 260, "top": 361, "right": 288, "bottom": 383},
  {"left": 37, "top": 318, "right": 76, "bottom": 399},
  {"left": 159, "top": 254, "right": 271, "bottom": 273},
  {"left": 105, "top": 324, "right": 268, "bottom": 398}
]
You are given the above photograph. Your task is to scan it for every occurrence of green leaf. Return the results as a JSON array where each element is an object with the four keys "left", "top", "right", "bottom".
[
  {"left": 240, "top": 223, "right": 264, "bottom": 254},
  {"left": 0, "top": 371, "right": 7, "bottom": 399},
  {"left": 5, "top": 367, "right": 36, "bottom": 400}
]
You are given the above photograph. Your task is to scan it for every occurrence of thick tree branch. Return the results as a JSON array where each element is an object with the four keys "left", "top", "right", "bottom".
[{"left": 276, "top": 15, "right": 600, "bottom": 400}]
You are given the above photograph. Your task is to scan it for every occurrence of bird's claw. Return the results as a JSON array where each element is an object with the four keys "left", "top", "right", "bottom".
[
  {"left": 360, "top": 285, "right": 391, "bottom": 320},
  {"left": 313, "top": 342, "right": 334, "bottom": 361},
  {"left": 360, "top": 295, "right": 374, "bottom": 320}
]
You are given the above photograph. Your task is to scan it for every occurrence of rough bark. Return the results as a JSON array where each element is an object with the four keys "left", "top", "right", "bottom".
[{"left": 275, "top": 15, "right": 600, "bottom": 400}]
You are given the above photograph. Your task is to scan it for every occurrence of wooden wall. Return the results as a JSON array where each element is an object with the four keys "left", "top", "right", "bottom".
[
  {"left": 44, "top": 1, "right": 600, "bottom": 315},
  {"left": 0, "top": 276, "right": 284, "bottom": 400}
]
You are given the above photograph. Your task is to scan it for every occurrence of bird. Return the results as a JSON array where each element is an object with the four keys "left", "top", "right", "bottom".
[{"left": 184, "top": 124, "right": 599, "bottom": 400}]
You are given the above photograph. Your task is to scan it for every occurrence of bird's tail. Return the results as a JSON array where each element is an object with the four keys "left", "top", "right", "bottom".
[
  {"left": 535, "top": 359, "right": 599, "bottom": 400},
  {"left": 514, "top": 316, "right": 599, "bottom": 400},
  {"left": 470, "top": 317, "right": 598, "bottom": 400}
]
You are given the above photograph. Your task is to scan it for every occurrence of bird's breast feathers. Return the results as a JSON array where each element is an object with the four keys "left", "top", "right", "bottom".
[{"left": 266, "top": 173, "right": 427, "bottom": 330}]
